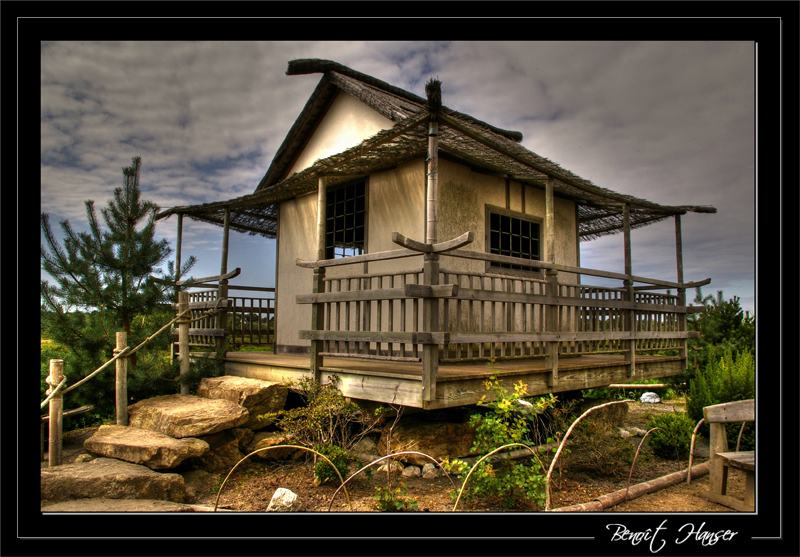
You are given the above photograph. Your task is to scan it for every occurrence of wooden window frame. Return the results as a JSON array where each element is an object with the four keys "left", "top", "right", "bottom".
[
  {"left": 484, "top": 204, "right": 544, "bottom": 278},
  {"left": 325, "top": 179, "right": 368, "bottom": 260}
]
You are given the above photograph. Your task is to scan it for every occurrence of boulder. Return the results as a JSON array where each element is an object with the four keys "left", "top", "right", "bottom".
[
  {"left": 180, "top": 469, "right": 219, "bottom": 503},
  {"left": 189, "top": 431, "right": 246, "bottom": 472},
  {"left": 575, "top": 400, "right": 629, "bottom": 428},
  {"left": 127, "top": 394, "right": 249, "bottom": 438},
  {"left": 42, "top": 498, "right": 195, "bottom": 512},
  {"left": 421, "top": 462, "right": 441, "bottom": 479},
  {"left": 401, "top": 465, "right": 421, "bottom": 478},
  {"left": 266, "top": 488, "right": 302, "bottom": 512},
  {"left": 40, "top": 458, "right": 186, "bottom": 503},
  {"left": 245, "top": 431, "right": 299, "bottom": 461},
  {"left": 84, "top": 425, "right": 210, "bottom": 469},
  {"left": 197, "top": 376, "right": 288, "bottom": 430},
  {"left": 376, "top": 417, "right": 478, "bottom": 466},
  {"left": 640, "top": 392, "right": 662, "bottom": 404}
]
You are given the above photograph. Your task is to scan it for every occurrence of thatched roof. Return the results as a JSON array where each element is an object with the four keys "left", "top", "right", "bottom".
[{"left": 157, "top": 59, "right": 715, "bottom": 240}]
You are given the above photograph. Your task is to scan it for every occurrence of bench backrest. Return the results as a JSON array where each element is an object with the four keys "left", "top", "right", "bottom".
[{"left": 703, "top": 399, "right": 754, "bottom": 424}]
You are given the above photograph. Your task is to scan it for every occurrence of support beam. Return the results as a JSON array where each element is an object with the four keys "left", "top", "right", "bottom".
[
  {"left": 311, "top": 177, "right": 328, "bottom": 381},
  {"left": 426, "top": 120, "right": 439, "bottom": 245},
  {"left": 675, "top": 215, "right": 688, "bottom": 363},
  {"left": 175, "top": 213, "right": 183, "bottom": 285},
  {"left": 115, "top": 331, "right": 128, "bottom": 425},
  {"left": 216, "top": 208, "right": 231, "bottom": 352},
  {"left": 623, "top": 204, "right": 635, "bottom": 377},
  {"left": 546, "top": 176, "right": 556, "bottom": 264},
  {"left": 422, "top": 253, "right": 440, "bottom": 402}
]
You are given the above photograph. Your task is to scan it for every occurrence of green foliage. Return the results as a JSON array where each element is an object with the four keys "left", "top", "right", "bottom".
[
  {"left": 646, "top": 411, "right": 696, "bottom": 460},
  {"left": 373, "top": 482, "right": 419, "bottom": 512},
  {"left": 313, "top": 444, "right": 351, "bottom": 485},
  {"left": 445, "top": 374, "right": 554, "bottom": 509},
  {"left": 262, "top": 376, "right": 383, "bottom": 456},
  {"left": 40, "top": 157, "right": 199, "bottom": 422},
  {"left": 686, "top": 348, "right": 755, "bottom": 450},
  {"left": 688, "top": 288, "right": 755, "bottom": 372}
]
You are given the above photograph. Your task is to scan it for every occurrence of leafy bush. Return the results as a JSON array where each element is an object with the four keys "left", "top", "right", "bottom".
[
  {"left": 686, "top": 348, "right": 755, "bottom": 451},
  {"left": 687, "top": 289, "right": 755, "bottom": 372},
  {"left": 646, "top": 411, "right": 696, "bottom": 460},
  {"left": 374, "top": 482, "right": 419, "bottom": 512},
  {"left": 445, "top": 375, "right": 554, "bottom": 509},
  {"left": 262, "top": 376, "right": 382, "bottom": 453},
  {"left": 313, "top": 444, "right": 351, "bottom": 485}
]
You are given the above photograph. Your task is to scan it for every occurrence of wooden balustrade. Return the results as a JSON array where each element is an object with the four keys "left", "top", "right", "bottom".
[
  {"left": 297, "top": 232, "right": 704, "bottom": 404},
  {"left": 185, "top": 286, "right": 275, "bottom": 347}
]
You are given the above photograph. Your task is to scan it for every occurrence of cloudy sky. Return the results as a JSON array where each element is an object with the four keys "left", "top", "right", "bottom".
[{"left": 40, "top": 41, "right": 756, "bottom": 314}]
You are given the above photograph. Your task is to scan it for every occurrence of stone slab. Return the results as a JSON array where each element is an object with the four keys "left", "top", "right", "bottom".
[
  {"left": 42, "top": 498, "right": 196, "bottom": 512},
  {"left": 41, "top": 458, "right": 186, "bottom": 503},
  {"left": 197, "top": 376, "right": 288, "bottom": 430},
  {"left": 84, "top": 425, "right": 210, "bottom": 469},
  {"left": 127, "top": 394, "right": 249, "bottom": 438}
]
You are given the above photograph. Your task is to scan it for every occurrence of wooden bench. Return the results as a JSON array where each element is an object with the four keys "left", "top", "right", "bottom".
[{"left": 701, "top": 399, "right": 755, "bottom": 511}]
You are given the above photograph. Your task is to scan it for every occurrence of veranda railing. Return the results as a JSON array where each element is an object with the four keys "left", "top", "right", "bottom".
[
  {"left": 183, "top": 285, "right": 275, "bottom": 349},
  {"left": 297, "top": 231, "right": 706, "bottom": 403}
]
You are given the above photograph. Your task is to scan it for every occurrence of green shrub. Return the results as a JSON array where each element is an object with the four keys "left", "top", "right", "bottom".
[
  {"left": 686, "top": 348, "right": 755, "bottom": 451},
  {"left": 445, "top": 375, "right": 554, "bottom": 509},
  {"left": 646, "top": 412, "right": 696, "bottom": 460},
  {"left": 374, "top": 482, "right": 418, "bottom": 512},
  {"left": 313, "top": 444, "right": 351, "bottom": 485}
]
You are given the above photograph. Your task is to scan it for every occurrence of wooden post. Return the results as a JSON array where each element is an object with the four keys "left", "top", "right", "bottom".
[
  {"left": 675, "top": 215, "right": 687, "bottom": 363},
  {"left": 426, "top": 120, "right": 439, "bottom": 245},
  {"left": 178, "top": 292, "right": 191, "bottom": 395},
  {"left": 217, "top": 208, "right": 231, "bottom": 352},
  {"left": 115, "top": 331, "right": 128, "bottom": 425},
  {"left": 310, "top": 178, "right": 327, "bottom": 382},
  {"left": 623, "top": 204, "right": 636, "bottom": 378},
  {"left": 422, "top": 252, "right": 440, "bottom": 402},
  {"left": 545, "top": 270, "right": 559, "bottom": 387},
  {"left": 545, "top": 176, "right": 558, "bottom": 386},
  {"left": 47, "top": 359, "right": 64, "bottom": 467},
  {"left": 175, "top": 213, "right": 183, "bottom": 285}
]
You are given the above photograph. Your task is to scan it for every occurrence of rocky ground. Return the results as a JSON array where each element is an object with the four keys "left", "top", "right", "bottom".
[{"left": 43, "top": 398, "right": 747, "bottom": 513}]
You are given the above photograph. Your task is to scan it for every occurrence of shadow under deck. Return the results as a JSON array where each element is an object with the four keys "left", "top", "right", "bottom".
[{"left": 223, "top": 352, "right": 683, "bottom": 410}]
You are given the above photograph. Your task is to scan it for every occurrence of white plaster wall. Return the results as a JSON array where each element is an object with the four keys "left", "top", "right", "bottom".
[
  {"left": 286, "top": 91, "right": 393, "bottom": 177},
  {"left": 275, "top": 192, "right": 317, "bottom": 350}
]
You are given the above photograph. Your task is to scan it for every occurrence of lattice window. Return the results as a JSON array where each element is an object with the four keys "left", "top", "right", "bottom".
[
  {"left": 325, "top": 181, "right": 366, "bottom": 259},
  {"left": 488, "top": 210, "right": 541, "bottom": 272}
]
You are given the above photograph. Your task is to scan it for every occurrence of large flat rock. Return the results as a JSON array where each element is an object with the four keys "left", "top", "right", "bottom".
[
  {"left": 42, "top": 498, "right": 195, "bottom": 512},
  {"left": 84, "top": 425, "right": 210, "bottom": 469},
  {"left": 40, "top": 458, "right": 186, "bottom": 503},
  {"left": 197, "top": 376, "right": 288, "bottom": 430},
  {"left": 127, "top": 394, "right": 249, "bottom": 438}
]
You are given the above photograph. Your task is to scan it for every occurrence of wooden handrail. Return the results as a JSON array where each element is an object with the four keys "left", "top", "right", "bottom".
[{"left": 175, "top": 267, "right": 241, "bottom": 286}]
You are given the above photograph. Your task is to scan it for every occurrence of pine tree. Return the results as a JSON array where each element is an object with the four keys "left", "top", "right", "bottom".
[{"left": 41, "top": 157, "right": 197, "bottom": 415}]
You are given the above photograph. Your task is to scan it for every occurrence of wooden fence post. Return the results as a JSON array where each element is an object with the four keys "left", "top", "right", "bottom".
[
  {"left": 422, "top": 252, "right": 440, "bottom": 402},
  {"left": 48, "top": 359, "right": 64, "bottom": 467},
  {"left": 178, "top": 292, "right": 191, "bottom": 395},
  {"left": 545, "top": 269, "right": 559, "bottom": 387},
  {"left": 115, "top": 331, "right": 128, "bottom": 425}
]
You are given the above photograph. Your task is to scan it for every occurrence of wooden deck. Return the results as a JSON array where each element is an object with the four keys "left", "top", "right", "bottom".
[{"left": 222, "top": 352, "right": 684, "bottom": 410}]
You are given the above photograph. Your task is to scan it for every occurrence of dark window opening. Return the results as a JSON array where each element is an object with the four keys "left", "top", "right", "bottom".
[
  {"left": 488, "top": 210, "right": 541, "bottom": 272},
  {"left": 325, "top": 181, "right": 366, "bottom": 259}
]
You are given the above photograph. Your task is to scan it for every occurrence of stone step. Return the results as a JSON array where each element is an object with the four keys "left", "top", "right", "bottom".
[
  {"left": 127, "top": 394, "right": 249, "bottom": 438},
  {"left": 41, "top": 498, "right": 197, "bottom": 512},
  {"left": 40, "top": 458, "right": 187, "bottom": 504},
  {"left": 84, "top": 425, "right": 211, "bottom": 469},
  {"left": 196, "top": 376, "right": 288, "bottom": 430}
]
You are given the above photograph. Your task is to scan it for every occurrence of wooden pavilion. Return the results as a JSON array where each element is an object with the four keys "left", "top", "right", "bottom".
[{"left": 156, "top": 59, "right": 716, "bottom": 410}]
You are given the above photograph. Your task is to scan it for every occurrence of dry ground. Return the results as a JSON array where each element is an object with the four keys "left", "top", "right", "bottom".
[{"left": 46, "top": 399, "right": 748, "bottom": 513}]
